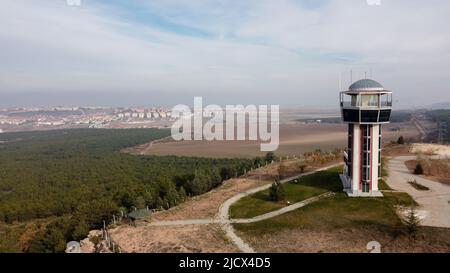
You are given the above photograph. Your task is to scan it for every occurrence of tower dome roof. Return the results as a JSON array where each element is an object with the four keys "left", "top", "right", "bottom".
[{"left": 349, "top": 79, "right": 384, "bottom": 91}]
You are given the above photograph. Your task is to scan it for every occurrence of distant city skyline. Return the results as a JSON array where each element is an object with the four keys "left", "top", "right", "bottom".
[{"left": 1, "top": 0, "right": 450, "bottom": 108}]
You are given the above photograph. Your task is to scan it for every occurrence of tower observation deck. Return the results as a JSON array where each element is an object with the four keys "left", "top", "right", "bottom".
[{"left": 339, "top": 79, "right": 393, "bottom": 197}]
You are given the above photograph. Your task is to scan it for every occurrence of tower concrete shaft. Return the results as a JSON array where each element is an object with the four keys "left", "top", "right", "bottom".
[{"left": 339, "top": 79, "right": 392, "bottom": 197}]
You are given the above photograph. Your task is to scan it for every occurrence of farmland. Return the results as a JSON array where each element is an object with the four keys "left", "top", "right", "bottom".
[{"left": 128, "top": 122, "right": 420, "bottom": 158}]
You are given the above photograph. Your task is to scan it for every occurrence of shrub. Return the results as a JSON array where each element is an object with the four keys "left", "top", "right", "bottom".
[
  {"left": 414, "top": 162, "right": 424, "bottom": 175},
  {"left": 269, "top": 180, "right": 285, "bottom": 202},
  {"left": 265, "top": 152, "right": 276, "bottom": 163},
  {"left": 397, "top": 136, "right": 405, "bottom": 145},
  {"left": 404, "top": 207, "right": 421, "bottom": 238}
]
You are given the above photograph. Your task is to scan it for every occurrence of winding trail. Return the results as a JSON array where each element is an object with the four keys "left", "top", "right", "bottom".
[
  {"left": 216, "top": 163, "right": 341, "bottom": 252},
  {"left": 144, "top": 192, "right": 335, "bottom": 253},
  {"left": 143, "top": 163, "right": 342, "bottom": 253}
]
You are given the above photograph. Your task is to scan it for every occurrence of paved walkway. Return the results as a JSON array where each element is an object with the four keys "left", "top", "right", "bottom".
[
  {"left": 217, "top": 162, "right": 341, "bottom": 252},
  {"left": 387, "top": 156, "right": 450, "bottom": 228},
  {"left": 142, "top": 157, "right": 450, "bottom": 252},
  {"left": 143, "top": 163, "right": 341, "bottom": 253},
  {"left": 230, "top": 192, "right": 335, "bottom": 224},
  {"left": 145, "top": 191, "right": 335, "bottom": 253}
]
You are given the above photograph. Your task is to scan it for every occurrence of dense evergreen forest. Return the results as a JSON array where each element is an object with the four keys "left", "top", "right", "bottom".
[{"left": 0, "top": 129, "right": 259, "bottom": 252}]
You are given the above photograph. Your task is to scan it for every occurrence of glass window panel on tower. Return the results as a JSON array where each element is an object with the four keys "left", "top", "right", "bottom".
[
  {"left": 351, "top": 95, "right": 358, "bottom": 107},
  {"left": 360, "top": 94, "right": 379, "bottom": 107},
  {"left": 379, "top": 110, "right": 392, "bottom": 122},
  {"left": 361, "top": 110, "right": 379, "bottom": 123}
]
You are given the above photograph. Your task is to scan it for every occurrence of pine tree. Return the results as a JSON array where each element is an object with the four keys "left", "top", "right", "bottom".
[
  {"left": 253, "top": 157, "right": 263, "bottom": 167},
  {"left": 210, "top": 168, "right": 222, "bottom": 188},
  {"left": 405, "top": 206, "right": 421, "bottom": 238},
  {"left": 134, "top": 196, "right": 146, "bottom": 209},
  {"left": 178, "top": 186, "right": 187, "bottom": 201},
  {"left": 265, "top": 152, "right": 275, "bottom": 163},
  {"left": 414, "top": 162, "right": 424, "bottom": 175},
  {"left": 269, "top": 180, "right": 286, "bottom": 202}
]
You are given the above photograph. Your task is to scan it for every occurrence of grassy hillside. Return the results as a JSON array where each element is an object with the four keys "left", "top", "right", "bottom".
[
  {"left": 232, "top": 168, "right": 450, "bottom": 253},
  {"left": 230, "top": 167, "right": 343, "bottom": 219}
]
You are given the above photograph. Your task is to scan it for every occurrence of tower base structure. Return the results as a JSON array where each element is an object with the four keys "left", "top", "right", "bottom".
[
  {"left": 339, "top": 174, "right": 383, "bottom": 197},
  {"left": 340, "top": 123, "right": 384, "bottom": 198},
  {"left": 339, "top": 78, "right": 393, "bottom": 198}
]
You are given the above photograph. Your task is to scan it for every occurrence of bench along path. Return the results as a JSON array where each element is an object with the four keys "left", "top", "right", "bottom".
[{"left": 143, "top": 163, "right": 342, "bottom": 253}]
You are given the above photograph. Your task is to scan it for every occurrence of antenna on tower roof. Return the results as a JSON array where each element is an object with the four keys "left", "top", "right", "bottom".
[
  {"left": 350, "top": 69, "right": 353, "bottom": 84},
  {"left": 365, "top": 72, "right": 367, "bottom": 79}
]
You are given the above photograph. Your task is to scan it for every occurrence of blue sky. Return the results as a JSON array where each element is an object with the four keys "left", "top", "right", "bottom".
[{"left": 1, "top": 0, "right": 450, "bottom": 107}]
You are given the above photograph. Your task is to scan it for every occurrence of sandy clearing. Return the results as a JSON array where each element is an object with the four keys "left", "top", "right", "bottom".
[{"left": 411, "top": 143, "right": 450, "bottom": 157}]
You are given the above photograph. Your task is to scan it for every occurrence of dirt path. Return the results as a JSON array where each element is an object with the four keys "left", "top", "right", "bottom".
[
  {"left": 140, "top": 191, "right": 336, "bottom": 253},
  {"left": 387, "top": 156, "right": 450, "bottom": 228},
  {"left": 216, "top": 163, "right": 341, "bottom": 253},
  {"left": 135, "top": 163, "right": 342, "bottom": 253},
  {"left": 109, "top": 160, "right": 341, "bottom": 253}
]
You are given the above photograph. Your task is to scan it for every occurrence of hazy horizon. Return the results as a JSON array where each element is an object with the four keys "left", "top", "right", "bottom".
[{"left": 1, "top": 0, "right": 450, "bottom": 108}]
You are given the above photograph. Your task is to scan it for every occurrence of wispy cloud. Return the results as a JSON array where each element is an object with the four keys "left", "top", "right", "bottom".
[{"left": 0, "top": 0, "right": 449, "bottom": 107}]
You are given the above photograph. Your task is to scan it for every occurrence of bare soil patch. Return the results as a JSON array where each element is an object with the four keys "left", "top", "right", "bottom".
[
  {"left": 110, "top": 224, "right": 237, "bottom": 253},
  {"left": 408, "top": 180, "right": 430, "bottom": 191}
]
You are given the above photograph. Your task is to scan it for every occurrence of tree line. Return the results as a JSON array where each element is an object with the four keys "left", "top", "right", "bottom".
[{"left": 0, "top": 129, "right": 267, "bottom": 252}]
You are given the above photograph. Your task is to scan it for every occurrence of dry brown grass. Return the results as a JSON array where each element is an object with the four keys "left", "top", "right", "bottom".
[
  {"left": 126, "top": 123, "right": 419, "bottom": 158},
  {"left": 0, "top": 218, "right": 51, "bottom": 252},
  {"left": 411, "top": 143, "right": 450, "bottom": 157},
  {"left": 383, "top": 143, "right": 413, "bottom": 157},
  {"left": 405, "top": 158, "right": 450, "bottom": 185},
  {"left": 110, "top": 224, "right": 238, "bottom": 253},
  {"left": 238, "top": 227, "right": 450, "bottom": 253},
  {"left": 109, "top": 153, "right": 342, "bottom": 253}
]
